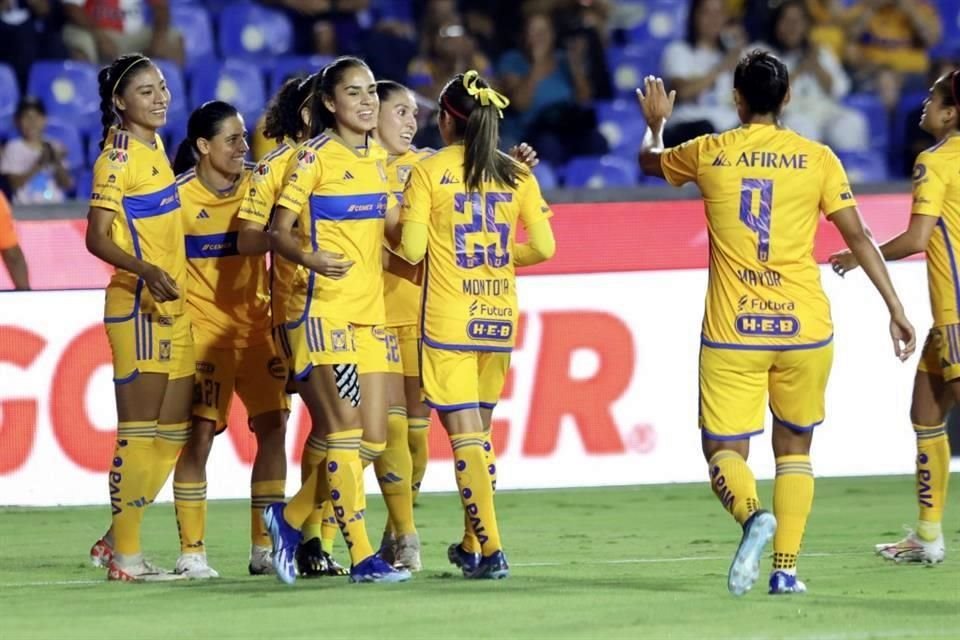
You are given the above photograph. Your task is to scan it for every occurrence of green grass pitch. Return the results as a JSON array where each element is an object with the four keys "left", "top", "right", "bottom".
[{"left": 1, "top": 475, "right": 958, "bottom": 639}]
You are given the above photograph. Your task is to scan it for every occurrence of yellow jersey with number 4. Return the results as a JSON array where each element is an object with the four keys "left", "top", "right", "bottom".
[
  {"left": 911, "top": 136, "right": 960, "bottom": 326},
  {"left": 400, "top": 144, "right": 552, "bottom": 351},
  {"left": 661, "top": 124, "right": 855, "bottom": 348},
  {"left": 277, "top": 132, "right": 396, "bottom": 327},
  {"left": 90, "top": 129, "right": 186, "bottom": 320}
]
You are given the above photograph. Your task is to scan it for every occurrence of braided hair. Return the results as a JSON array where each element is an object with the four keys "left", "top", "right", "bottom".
[
  {"left": 96, "top": 53, "right": 153, "bottom": 150},
  {"left": 263, "top": 72, "right": 319, "bottom": 143}
]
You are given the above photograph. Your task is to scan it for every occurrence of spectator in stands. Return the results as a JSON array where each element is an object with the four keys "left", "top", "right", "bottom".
[
  {"left": 498, "top": 11, "right": 607, "bottom": 166},
  {"left": 408, "top": 15, "right": 490, "bottom": 102},
  {"left": 62, "top": 0, "right": 183, "bottom": 65},
  {"left": 733, "top": 0, "right": 848, "bottom": 57},
  {"left": 553, "top": 0, "right": 614, "bottom": 102},
  {"left": 0, "top": 0, "right": 69, "bottom": 91},
  {"left": 0, "top": 96, "right": 73, "bottom": 204},
  {"left": 0, "top": 189, "right": 29, "bottom": 290},
  {"left": 661, "top": 0, "right": 744, "bottom": 146},
  {"left": 844, "top": 0, "right": 941, "bottom": 109},
  {"left": 757, "top": 0, "right": 867, "bottom": 150},
  {"left": 260, "top": 0, "right": 372, "bottom": 57}
]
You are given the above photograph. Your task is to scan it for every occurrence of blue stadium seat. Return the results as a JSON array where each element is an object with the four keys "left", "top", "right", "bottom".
[
  {"left": 372, "top": 0, "right": 414, "bottom": 21},
  {"left": 837, "top": 150, "right": 888, "bottom": 184},
  {"left": 72, "top": 168, "right": 92, "bottom": 201},
  {"left": 189, "top": 60, "right": 266, "bottom": 128},
  {"left": 44, "top": 121, "right": 84, "bottom": 170},
  {"left": 564, "top": 155, "right": 638, "bottom": 188},
  {"left": 608, "top": 43, "right": 662, "bottom": 97},
  {"left": 27, "top": 61, "right": 100, "bottom": 128},
  {"left": 268, "top": 55, "right": 334, "bottom": 94},
  {"left": 86, "top": 134, "right": 102, "bottom": 168},
  {"left": 153, "top": 59, "right": 188, "bottom": 122},
  {"left": 171, "top": 4, "right": 216, "bottom": 69},
  {"left": 937, "top": 0, "right": 960, "bottom": 52},
  {"left": 162, "top": 110, "right": 190, "bottom": 158},
  {"left": 842, "top": 92, "right": 887, "bottom": 150},
  {"left": 532, "top": 161, "right": 558, "bottom": 191},
  {"left": 889, "top": 90, "right": 928, "bottom": 172},
  {"left": 596, "top": 99, "right": 645, "bottom": 158},
  {"left": 0, "top": 63, "right": 19, "bottom": 130},
  {"left": 218, "top": 3, "right": 293, "bottom": 59},
  {"left": 626, "top": 0, "right": 688, "bottom": 47}
]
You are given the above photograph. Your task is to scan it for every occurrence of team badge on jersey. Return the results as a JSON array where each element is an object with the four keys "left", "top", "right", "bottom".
[
  {"left": 397, "top": 165, "right": 412, "bottom": 185},
  {"left": 108, "top": 149, "right": 128, "bottom": 166},
  {"left": 253, "top": 163, "right": 270, "bottom": 182},
  {"left": 297, "top": 150, "right": 316, "bottom": 167},
  {"left": 331, "top": 329, "right": 348, "bottom": 352},
  {"left": 159, "top": 340, "right": 172, "bottom": 362}
]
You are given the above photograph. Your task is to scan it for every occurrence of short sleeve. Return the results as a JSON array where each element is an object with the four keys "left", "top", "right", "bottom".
[
  {"left": 386, "top": 191, "right": 399, "bottom": 212},
  {"left": 399, "top": 164, "right": 431, "bottom": 226},
  {"left": 910, "top": 152, "right": 946, "bottom": 219},
  {"left": 277, "top": 146, "right": 321, "bottom": 216},
  {"left": 89, "top": 152, "right": 128, "bottom": 214},
  {"left": 238, "top": 158, "right": 279, "bottom": 225},
  {"left": 517, "top": 173, "right": 553, "bottom": 230},
  {"left": 660, "top": 135, "right": 703, "bottom": 187},
  {"left": 819, "top": 147, "right": 857, "bottom": 216},
  {"left": 0, "top": 191, "right": 17, "bottom": 250}
]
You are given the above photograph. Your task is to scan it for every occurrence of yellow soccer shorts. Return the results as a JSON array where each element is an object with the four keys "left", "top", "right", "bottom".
[
  {"left": 385, "top": 324, "right": 419, "bottom": 377},
  {"left": 287, "top": 316, "right": 357, "bottom": 380},
  {"left": 105, "top": 312, "right": 194, "bottom": 384},
  {"left": 356, "top": 324, "right": 396, "bottom": 375},
  {"left": 917, "top": 324, "right": 960, "bottom": 382},
  {"left": 698, "top": 341, "right": 834, "bottom": 440},
  {"left": 420, "top": 344, "right": 510, "bottom": 411},
  {"left": 192, "top": 335, "right": 290, "bottom": 431}
]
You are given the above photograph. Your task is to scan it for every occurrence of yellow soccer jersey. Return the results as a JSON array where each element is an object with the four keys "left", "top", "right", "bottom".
[
  {"left": 90, "top": 129, "right": 186, "bottom": 319},
  {"left": 179, "top": 164, "right": 271, "bottom": 348},
  {"left": 239, "top": 141, "right": 299, "bottom": 327},
  {"left": 384, "top": 146, "right": 434, "bottom": 327},
  {"left": 661, "top": 124, "right": 855, "bottom": 348},
  {"left": 911, "top": 137, "right": 960, "bottom": 326},
  {"left": 400, "top": 144, "right": 552, "bottom": 351},
  {"left": 277, "top": 131, "right": 396, "bottom": 327}
]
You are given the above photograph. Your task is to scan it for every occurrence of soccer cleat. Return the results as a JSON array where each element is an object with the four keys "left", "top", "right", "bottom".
[
  {"left": 323, "top": 551, "right": 349, "bottom": 577},
  {"left": 106, "top": 553, "right": 185, "bottom": 582},
  {"left": 175, "top": 552, "right": 220, "bottom": 579},
  {"left": 875, "top": 529, "right": 945, "bottom": 564},
  {"left": 728, "top": 510, "right": 777, "bottom": 596},
  {"left": 465, "top": 550, "right": 509, "bottom": 580},
  {"left": 296, "top": 537, "right": 330, "bottom": 578},
  {"left": 263, "top": 502, "right": 302, "bottom": 585},
  {"left": 378, "top": 530, "right": 397, "bottom": 567},
  {"left": 394, "top": 533, "right": 422, "bottom": 572},
  {"left": 447, "top": 543, "right": 480, "bottom": 576},
  {"left": 768, "top": 570, "right": 807, "bottom": 594},
  {"left": 89, "top": 536, "right": 114, "bottom": 568},
  {"left": 349, "top": 554, "right": 412, "bottom": 583},
  {"left": 248, "top": 545, "right": 273, "bottom": 575}
]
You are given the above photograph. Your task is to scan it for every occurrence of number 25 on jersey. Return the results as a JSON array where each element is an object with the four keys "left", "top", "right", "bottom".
[{"left": 454, "top": 191, "right": 512, "bottom": 269}]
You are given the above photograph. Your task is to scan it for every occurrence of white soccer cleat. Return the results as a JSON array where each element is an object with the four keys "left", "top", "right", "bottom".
[
  {"left": 728, "top": 510, "right": 777, "bottom": 596},
  {"left": 175, "top": 552, "right": 221, "bottom": 579},
  {"left": 394, "top": 533, "right": 422, "bottom": 572},
  {"left": 107, "top": 553, "right": 186, "bottom": 582},
  {"left": 875, "top": 529, "right": 945, "bottom": 564},
  {"left": 248, "top": 545, "right": 273, "bottom": 575},
  {"left": 89, "top": 536, "right": 114, "bottom": 568}
]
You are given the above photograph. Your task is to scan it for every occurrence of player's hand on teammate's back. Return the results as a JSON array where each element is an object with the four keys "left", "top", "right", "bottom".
[
  {"left": 828, "top": 250, "right": 859, "bottom": 276},
  {"left": 509, "top": 143, "right": 539, "bottom": 168},
  {"left": 304, "top": 249, "right": 354, "bottom": 279},
  {"left": 890, "top": 310, "right": 916, "bottom": 362},
  {"left": 636, "top": 76, "right": 676, "bottom": 126},
  {"left": 142, "top": 263, "right": 180, "bottom": 302}
]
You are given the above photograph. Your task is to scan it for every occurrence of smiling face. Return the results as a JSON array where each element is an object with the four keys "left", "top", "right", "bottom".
[
  {"left": 114, "top": 63, "right": 170, "bottom": 132},
  {"left": 376, "top": 87, "right": 418, "bottom": 155},
  {"left": 197, "top": 113, "right": 248, "bottom": 177},
  {"left": 920, "top": 74, "right": 959, "bottom": 138},
  {"left": 323, "top": 64, "right": 379, "bottom": 138}
]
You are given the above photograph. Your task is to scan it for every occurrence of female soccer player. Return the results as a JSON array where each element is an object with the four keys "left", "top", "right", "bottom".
[
  {"left": 637, "top": 52, "right": 916, "bottom": 596},
  {"left": 84, "top": 53, "right": 194, "bottom": 582},
  {"left": 238, "top": 73, "right": 349, "bottom": 578},
  {"left": 399, "top": 70, "right": 557, "bottom": 579},
  {"left": 262, "top": 56, "right": 410, "bottom": 584},
  {"left": 830, "top": 70, "right": 960, "bottom": 565},
  {"left": 163, "top": 100, "right": 289, "bottom": 579}
]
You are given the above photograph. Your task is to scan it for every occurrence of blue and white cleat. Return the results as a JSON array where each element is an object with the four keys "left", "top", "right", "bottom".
[
  {"left": 769, "top": 570, "right": 807, "bottom": 594},
  {"left": 465, "top": 550, "right": 510, "bottom": 580},
  {"left": 728, "top": 509, "right": 777, "bottom": 596},
  {"left": 262, "top": 502, "right": 302, "bottom": 585},
  {"left": 349, "top": 554, "right": 412, "bottom": 583},
  {"left": 447, "top": 543, "right": 480, "bottom": 576}
]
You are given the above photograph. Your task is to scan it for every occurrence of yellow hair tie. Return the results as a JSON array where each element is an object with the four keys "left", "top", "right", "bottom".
[{"left": 462, "top": 70, "right": 510, "bottom": 118}]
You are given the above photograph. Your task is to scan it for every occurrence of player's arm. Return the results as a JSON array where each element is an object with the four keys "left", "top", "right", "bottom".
[
  {"left": 268, "top": 206, "right": 353, "bottom": 279},
  {"left": 1, "top": 245, "right": 29, "bottom": 290},
  {"left": 237, "top": 219, "right": 270, "bottom": 255},
  {"left": 384, "top": 201, "right": 402, "bottom": 249},
  {"left": 237, "top": 161, "right": 278, "bottom": 255},
  {"left": 399, "top": 163, "right": 432, "bottom": 264},
  {"left": 382, "top": 245, "right": 422, "bottom": 284},
  {"left": 514, "top": 175, "right": 556, "bottom": 267},
  {"left": 635, "top": 76, "right": 677, "bottom": 180}
]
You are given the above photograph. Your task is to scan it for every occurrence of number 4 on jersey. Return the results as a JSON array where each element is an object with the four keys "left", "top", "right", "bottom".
[{"left": 739, "top": 178, "right": 773, "bottom": 262}]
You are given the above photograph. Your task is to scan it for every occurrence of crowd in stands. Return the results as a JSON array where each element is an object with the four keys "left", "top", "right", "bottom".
[{"left": 0, "top": 0, "right": 957, "bottom": 199}]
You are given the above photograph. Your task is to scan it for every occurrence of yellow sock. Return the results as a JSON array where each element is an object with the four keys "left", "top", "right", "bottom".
[
  {"left": 327, "top": 429, "right": 375, "bottom": 565},
  {"left": 174, "top": 481, "right": 207, "bottom": 553},
  {"left": 301, "top": 434, "right": 327, "bottom": 541},
  {"left": 377, "top": 407, "right": 416, "bottom": 536},
  {"left": 251, "top": 480, "right": 285, "bottom": 547},
  {"left": 360, "top": 439, "right": 386, "bottom": 468},
  {"left": 452, "top": 433, "right": 502, "bottom": 556},
  {"left": 708, "top": 450, "right": 760, "bottom": 526},
  {"left": 144, "top": 421, "right": 190, "bottom": 503},
  {"left": 462, "top": 510, "right": 480, "bottom": 553},
  {"left": 283, "top": 464, "right": 321, "bottom": 529},
  {"left": 320, "top": 501, "right": 337, "bottom": 554},
  {"left": 110, "top": 420, "right": 157, "bottom": 555},
  {"left": 772, "top": 455, "right": 814, "bottom": 571},
  {"left": 483, "top": 430, "right": 497, "bottom": 492},
  {"left": 915, "top": 423, "right": 951, "bottom": 541},
  {"left": 408, "top": 416, "right": 430, "bottom": 502}
]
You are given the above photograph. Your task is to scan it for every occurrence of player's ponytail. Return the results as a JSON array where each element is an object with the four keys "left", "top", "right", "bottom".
[
  {"left": 438, "top": 70, "right": 522, "bottom": 192},
  {"left": 96, "top": 53, "right": 153, "bottom": 150},
  {"left": 309, "top": 56, "right": 369, "bottom": 137},
  {"left": 172, "top": 100, "right": 240, "bottom": 175},
  {"left": 263, "top": 72, "right": 318, "bottom": 143}
]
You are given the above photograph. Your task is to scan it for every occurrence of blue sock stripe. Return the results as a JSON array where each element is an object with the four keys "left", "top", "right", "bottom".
[{"left": 451, "top": 438, "right": 485, "bottom": 451}]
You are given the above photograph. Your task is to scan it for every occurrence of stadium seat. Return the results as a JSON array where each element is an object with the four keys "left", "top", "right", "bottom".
[
  {"left": 42, "top": 121, "right": 84, "bottom": 170},
  {"left": 0, "top": 63, "right": 19, "bottom": 130},
  {"left": 218, "top": 3, "right": 293, "bottom": 59},
  {"left": 837, "top": 150, "right": 888, "bottom": 184},
  {"left": 842, "top": 92, "right": 887, "bottom": 150},
  {"left": 626, "top": 0, "right": 688, "bottom": 47},
  {"left": 372, "top": 0, "right": 414, "bottom": 22},
  {"left": 268, "top": 55, "right": 334, "bottom": 94},
  {"left": 163, "top": 110, "right": 190, "bottom": 161},
  {"left": 596, "top": 99, "right": 645, "bottom": 158},
  {"left": 889, "top": 90, "right": 928, "bottom": 174},
  {"left": 564, "top": 155, "right": 638, "bottom": 188},
  {"left": 189, "top": 60, "right": 266, "bottom": 129},
  {"left": 72, "top": 168, "right": 92, "bottom": 201},
  {"left": 171, "top": 4, "right": 216, "bottom": 70},
  {"left": 608, "top": 43, "right": 663, "bottom": 97},
  {"left": 938, "top": 0, "right": 960, "bottom": 51},
  {"left": 27, "top": 61, "right": 100, "bottom": 129},
  {"left": 532, "top": 161, "right": 558, "bottom": 191}
]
